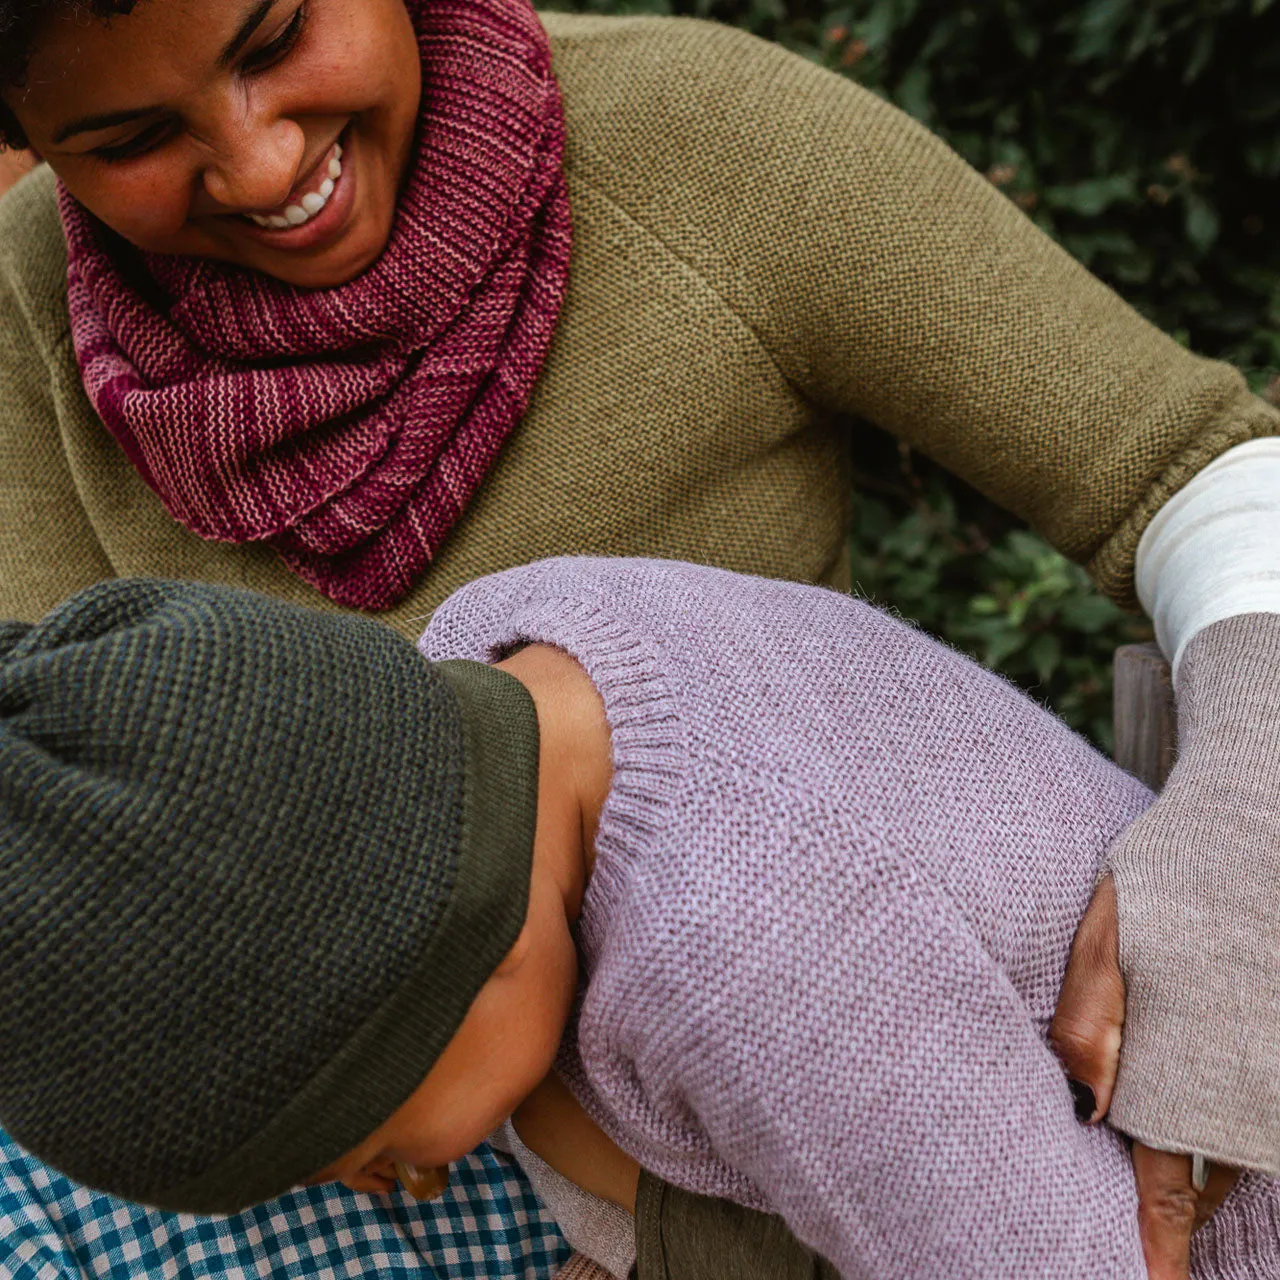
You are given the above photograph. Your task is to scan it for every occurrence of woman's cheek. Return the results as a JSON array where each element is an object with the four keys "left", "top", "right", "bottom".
[{"left": 73, "top": 166, "right": 198, "bottom": 251}]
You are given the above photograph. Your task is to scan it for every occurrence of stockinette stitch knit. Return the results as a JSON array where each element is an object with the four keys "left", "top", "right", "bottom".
[
  {"left": 0, "top": 578, "right": 539, "bottom": 1214},
  {"left": 57, "top": 0, "right": 570, "bottom": 610},
  {"left": 421, "top": 556, "right": 1280, "bottom": 1280}
]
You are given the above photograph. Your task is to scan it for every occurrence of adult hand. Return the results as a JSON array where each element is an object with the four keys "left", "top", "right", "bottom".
[
  {"left": 1052, "top": 609, "right": 1280, "bottom": 1278},
  {"left": 1051, "top": 875, "right": 1240, "bottom": 1280}
]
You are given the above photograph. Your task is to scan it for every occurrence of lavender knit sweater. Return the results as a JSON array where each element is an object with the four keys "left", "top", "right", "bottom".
[{"left": 421, "top": 558, "right": 1280, "bottom": 1279}]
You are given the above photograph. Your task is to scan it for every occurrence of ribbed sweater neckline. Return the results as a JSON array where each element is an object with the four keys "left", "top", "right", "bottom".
[{"left": 484, "top": 593, "right": 688, "bottom": 968}]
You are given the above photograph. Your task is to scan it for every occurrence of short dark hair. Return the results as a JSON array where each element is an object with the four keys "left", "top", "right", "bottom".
[{"left": 0, "top": 0, "right": 136, "bottom": 150}]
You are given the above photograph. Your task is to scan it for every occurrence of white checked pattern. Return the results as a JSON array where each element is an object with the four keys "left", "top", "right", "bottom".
[{"left": 0, "top": 1130, "right": 570, "bottom": 1280}]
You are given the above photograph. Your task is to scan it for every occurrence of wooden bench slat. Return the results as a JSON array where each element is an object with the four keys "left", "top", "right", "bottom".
[{"left": 1113, "top": 642, "right": 1177, "bottom": 792}]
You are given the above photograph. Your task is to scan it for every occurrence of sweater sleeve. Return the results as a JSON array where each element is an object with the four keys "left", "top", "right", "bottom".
[
  {"left": 0, "top": 180, "right": 114, "bottom": 622},
  {"left": 571, "top": 18, "right": 1280, "bottom": 606},
  {"left": 620, "top": 862, "right": 1148, "bottom": 1278}
]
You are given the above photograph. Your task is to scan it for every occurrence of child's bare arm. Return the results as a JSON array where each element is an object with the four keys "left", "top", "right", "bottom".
[{"left": 512, "top": 1070, "right": 640, "bottom": 1213}]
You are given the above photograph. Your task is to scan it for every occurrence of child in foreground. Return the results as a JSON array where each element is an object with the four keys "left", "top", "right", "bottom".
[{"left": 2, "top": 559, "right": 1278, "bottom": 1280}]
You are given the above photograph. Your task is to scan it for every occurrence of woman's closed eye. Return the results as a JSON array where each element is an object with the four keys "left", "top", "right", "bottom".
[
  {"left": 241, "top": 4, "right": 309, "bottom": 75},
  {"left": 90, "top": 4, "right": 309, "bottom": 164},
  {"left": 93, "top": 118, "right": 180, "bottom": 164}
]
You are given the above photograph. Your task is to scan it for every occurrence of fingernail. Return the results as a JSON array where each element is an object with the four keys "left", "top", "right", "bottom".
[{"left": 1069, "top": 1078, "right": 1096, "bottom": 1123}]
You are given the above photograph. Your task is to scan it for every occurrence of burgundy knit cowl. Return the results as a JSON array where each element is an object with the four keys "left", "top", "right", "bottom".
[{"left": 59, "top": 0, "right": 571, "bottom": 609}]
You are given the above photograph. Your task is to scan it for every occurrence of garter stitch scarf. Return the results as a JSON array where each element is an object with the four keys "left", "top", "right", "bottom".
[{"left": 58, "top": 0, "right": 571, "bottom": 609}]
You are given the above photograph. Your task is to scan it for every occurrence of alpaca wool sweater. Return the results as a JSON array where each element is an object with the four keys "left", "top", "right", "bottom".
[
  {"left": 1, "top": 15, "right": 1278, "bottom": 632},
  {"left": 420, "top": 557, "right": 1280, "bottom": 1280}
]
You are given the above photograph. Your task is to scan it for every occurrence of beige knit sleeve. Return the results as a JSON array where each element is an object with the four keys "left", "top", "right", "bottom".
[
  {"left": 0, "top": 262, "right": 114, "bottom": 622},
  {"left": 574, "top": 18, "right": 1280, "bottom": 606},
  {"left": 1106, "top": 612, "right": 1280, "bottom": 1173}
]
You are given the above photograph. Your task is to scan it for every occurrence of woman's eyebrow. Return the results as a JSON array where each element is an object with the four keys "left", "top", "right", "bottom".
[{"left": 51, "top": 0, "right": 279, "bottom": 144}]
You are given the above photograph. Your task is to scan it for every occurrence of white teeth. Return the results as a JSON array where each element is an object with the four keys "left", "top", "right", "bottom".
[{"left": 246, "top": 139, "right": 343, "bottom": 230}]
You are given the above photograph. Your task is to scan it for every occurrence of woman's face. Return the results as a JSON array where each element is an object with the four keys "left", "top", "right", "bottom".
[{"left": 6, "top": 0, "right": 422, "bottom": 287}]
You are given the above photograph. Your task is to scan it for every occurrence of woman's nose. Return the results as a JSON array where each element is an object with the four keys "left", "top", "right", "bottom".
[{"left": 201, "top": 116, "right": 306, "bottom": 213}]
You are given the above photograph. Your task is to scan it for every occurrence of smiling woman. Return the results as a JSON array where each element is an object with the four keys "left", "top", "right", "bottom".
[
  {"left": 9, "top": 0, "right": 420, "bottom": 286},
  {"left": 2, "top": 0, "right": 1280, "bottom": 1276},
  {"left": 28, "top": 0, "right": 572, "bottom": 610}
]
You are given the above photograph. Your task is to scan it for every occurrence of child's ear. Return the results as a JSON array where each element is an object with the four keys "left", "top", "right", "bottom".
[{"left": 493, "top": 916, "right": 535, "bottom": 976}]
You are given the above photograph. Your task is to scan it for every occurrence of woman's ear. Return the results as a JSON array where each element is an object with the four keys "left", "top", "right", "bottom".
[{"left": 0, "top": 149, "right": 38, "bottom": 200}]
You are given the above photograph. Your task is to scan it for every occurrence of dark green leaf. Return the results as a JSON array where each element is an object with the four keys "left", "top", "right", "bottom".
[
  {"left": 1184, "top": 192, "right": 1221, "bottom": 252},
  {"left": 894, "top": 64, "right": 933, "bottom": 121},
  {"left": 1043, "top": 174, "right": 1139, "bottom": 215}
]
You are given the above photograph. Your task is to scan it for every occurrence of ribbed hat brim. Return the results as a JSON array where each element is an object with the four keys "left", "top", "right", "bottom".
[{"left": 152, "top": 659, "right": 540, "bottom": 1213}]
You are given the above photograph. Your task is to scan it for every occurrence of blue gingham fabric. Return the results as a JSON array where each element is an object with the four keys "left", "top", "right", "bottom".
[{"left": 0, "top": 1130, "right": 569, "bottom": 1280}]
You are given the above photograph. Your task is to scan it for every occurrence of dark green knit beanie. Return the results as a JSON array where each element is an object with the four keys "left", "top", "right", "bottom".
[{"left": 0, "top": 579, "right": 539, "bottom": 1214}]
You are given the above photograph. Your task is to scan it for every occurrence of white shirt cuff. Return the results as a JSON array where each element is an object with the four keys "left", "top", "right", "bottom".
[{"left": 1135, "top": 436, "right": 1280, "bottom": 682}]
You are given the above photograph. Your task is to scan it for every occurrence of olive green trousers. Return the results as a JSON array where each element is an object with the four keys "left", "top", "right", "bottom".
[{"left": 633, "top": 1172, "right": 839, "bottom": 1280}]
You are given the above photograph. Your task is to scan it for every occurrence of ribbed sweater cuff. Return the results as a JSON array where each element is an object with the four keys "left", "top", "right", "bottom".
[{"left": 1107, "top": 612, "right": 1280, "bottom": 1172}]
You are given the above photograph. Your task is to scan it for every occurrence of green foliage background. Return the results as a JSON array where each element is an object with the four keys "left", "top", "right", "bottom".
[{"left": 547, "top": 0, "right": 1280, "bottom": 750}]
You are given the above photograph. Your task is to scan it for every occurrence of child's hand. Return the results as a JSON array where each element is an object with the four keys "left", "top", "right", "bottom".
[
  {"left": 1051, "top": 875, "right": 1241, "bottom": 1280},
  {"left": 512, "top": 1071, "right": 641, "bottom": 1212}
]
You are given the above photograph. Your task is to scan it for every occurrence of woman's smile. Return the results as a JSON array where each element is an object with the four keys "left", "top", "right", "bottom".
[
  {"left": 230, "top": 130, "right": 356, "bottom": 251},
  {"left": 4, "top": 0, "right": 422, "bottom": 288}
]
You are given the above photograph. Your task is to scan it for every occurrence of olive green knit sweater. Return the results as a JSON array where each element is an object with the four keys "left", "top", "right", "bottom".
[{"left": 0, "top": 13, "right": 1276, "bottom": 635}]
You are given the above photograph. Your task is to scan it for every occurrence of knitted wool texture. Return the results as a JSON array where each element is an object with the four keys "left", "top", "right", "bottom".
[
  {"left": 1107, "top": 611, "right": 1280, "bottom": 1173},
  {"left": 56, "top": 0, "right": 570, "bottom": 610},
  {"left": 0, "top": 578, "right": 539, "bottom": 1212},
  {"left": 4, "top": 18, "right": 1277, "bottom": 634},
  {"left": 421, "top": 557, "right": 1280, "bottom": 1280}
]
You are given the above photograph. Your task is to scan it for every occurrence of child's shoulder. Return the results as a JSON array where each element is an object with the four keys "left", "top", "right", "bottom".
[{"left": 427, "top": 556, "right": 845, "bottom": 633}]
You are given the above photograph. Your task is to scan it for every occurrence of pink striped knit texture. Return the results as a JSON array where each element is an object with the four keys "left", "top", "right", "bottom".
[
  {"left": 554, "top": 1255, "right": 617, "bottom": 1280},
  {"left": 58, "top": 0, "right": 571, "bottom": 609}
]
